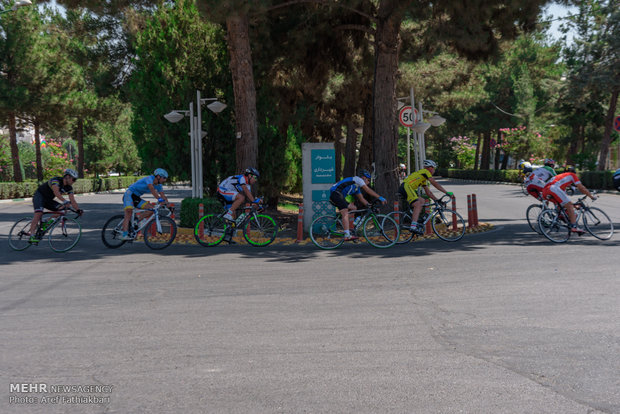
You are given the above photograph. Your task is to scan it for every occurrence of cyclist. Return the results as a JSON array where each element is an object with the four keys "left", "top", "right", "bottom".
[
  {"left": 542, "top": 166, "right": 597, "bottom": 234},
  {"left": 27, "top": 168, "right": 82, "bottom": 242},
  {"left": 399, "top": 160, "right": 453, "bottom": 235},
  {"left": 329, "top": 170, "right": 386, "bottom": 241},
  {"left": 120, "top": 168, "right": 170, "bottom": 240},
  {"left": 218, "top": 167, "right": 261, "bottom": 222},
  {"left": 524, "top": 158, "right": 557, "bottom": 200}
]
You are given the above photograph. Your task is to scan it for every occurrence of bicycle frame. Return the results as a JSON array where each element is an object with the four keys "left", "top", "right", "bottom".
[{"left": 130, "top": 204, "right": 172, "bottom": 236}]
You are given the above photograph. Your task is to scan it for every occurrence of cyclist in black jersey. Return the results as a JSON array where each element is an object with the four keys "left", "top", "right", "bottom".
[{"left": 26, "top": 169, "right": 83, "bottom": 243}]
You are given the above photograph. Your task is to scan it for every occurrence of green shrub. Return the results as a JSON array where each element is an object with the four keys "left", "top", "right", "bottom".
[{"left": 180, "top": 197, "right": 223, "bottom": 228}]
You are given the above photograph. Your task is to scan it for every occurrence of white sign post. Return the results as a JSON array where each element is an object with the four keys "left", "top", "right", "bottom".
[{"left": 399, "top": 106, "right": 418, "bottom": 174}]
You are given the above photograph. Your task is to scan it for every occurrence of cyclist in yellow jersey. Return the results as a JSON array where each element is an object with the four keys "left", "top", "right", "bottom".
[{"left": 399, "top": 160, "right": 453, "bottom": 234}]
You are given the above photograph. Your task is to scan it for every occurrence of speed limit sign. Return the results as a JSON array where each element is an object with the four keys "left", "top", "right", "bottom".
[{"left": 399, "top": 106, "right": 418, "bottom": 127}]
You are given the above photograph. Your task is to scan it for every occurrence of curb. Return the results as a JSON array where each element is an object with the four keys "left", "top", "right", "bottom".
[{"left": 175, "top": 223, "right": 493, "bottom": 247}]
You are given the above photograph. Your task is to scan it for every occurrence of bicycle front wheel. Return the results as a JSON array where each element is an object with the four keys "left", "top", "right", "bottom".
[
  {"left": 538, "top": 210, "right": 570, "bottom": 243},
  {"left": 363, "top": 214, "right": 399, "bottom": 248},
  {"left": 144, "top": 216, "right": 177, "bottom": 250},
  {"left": 309, "top": 215, "right": 344, "bottom": 249},
  {"left": 526, "top": 204, "right": 543, "bottom": 234},
  {"left": 8, "top": 217, "right": 34, "bottom": 251},
  {"left": 432, "top": 209, "right": 466, "bottom": 242},
  {"left": 244, "top": 214, "right": 278, "bottom": 246},
  {"left": 582, "top": 207, "right": 614, "bottom": 240},
  {"left": 101, "top": 215, "right": 127, "bottom": 248},
  {"left": 194, "top": 214, "right": 228, "bottom": 247},
  {"left": 48, "top": 217, "right": 82, "bottom": 252},
  {"left": 521, "top": 181, "right": 529, "bottom": 196}
]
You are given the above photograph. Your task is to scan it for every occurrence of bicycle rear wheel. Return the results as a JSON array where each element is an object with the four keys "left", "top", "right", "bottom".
[
  {"left": 363, "top": 214, "right": 399, "bottom": 248},
  {"left": 144, "top": 216, "right": 177, "bottom": 250},
  {"left": 432, "top": 209, "right": 466, "bottom": 242},
  {"left": 526, "top": 204, "right": 543, "bottom": 234},
  {"left": 309, "top": 215, "right": 344, "bottom": 249},
  {"left": 244, "top": 214, "right": 278, "bottom": 246},
  {"left": 538, "top": 210, "right": 570, "bottom": 243},
  {"left": 101, "top": 215, "right": 127, "bottom": 248},
  {"left": 48, "top": 217, "right": 81, "bottom": 252},
  {"left": 582, "top": 206, "right": 614, "bottom": 240},
  {"left": 194, "top": 214, "right": 228, "bottom": 247},
  {"left": 384, "top": 211, "right": 414, "bottom": 244},
  {"left": 8, "top": 217, "right": 34, "bottom": 251}
]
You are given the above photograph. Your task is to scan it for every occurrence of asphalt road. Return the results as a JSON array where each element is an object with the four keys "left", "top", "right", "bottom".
[{"left": 1, "top": 181, "right": 619, "bottom": 414}]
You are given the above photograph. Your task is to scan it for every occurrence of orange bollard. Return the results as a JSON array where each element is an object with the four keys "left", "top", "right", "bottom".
[
  {"left": 451, "top": 195, "right": 458, "bottom": 231},
  {"left": 296, "top": 203, "right": 304, "bottom": 242},
  {"left": 472, "top": 194, "right": 479, "bottom": 227},
  {"left": 169, "top": 203, "right": 175, "bottom": 219},
  {"left": 393, "top": 201, "right": 399, "bottom": 224},
  {"left": 424, "top": 202, "right": 432, "bottom": 235},
  {"left": 467, "top": 195, "right": 473, "bottom": 228},
  {"left": 198, "top": 203, "right": 204, "bottom": 238}
]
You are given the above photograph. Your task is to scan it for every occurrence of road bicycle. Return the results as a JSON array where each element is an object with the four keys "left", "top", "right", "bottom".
[
  {"left": 194, "top": 199, "right": 278, "bottom": 247},
  {"left": 537, "top": 192, "right": 614, "bottom": 243},
  {"left": 385, "top": 194, "right": 466, "bottom": 243},
  {"left": 309, "top": 199, "right": 400, "bottom": 249},
  {"left": 101, "top": 203, "right": 177, "bottom": 250},
  {"left": 526, "top": 197, "right": 556, "bottom": 235},
  {"left": 9, "top": 207, "right": 82, "bottom": 252}
]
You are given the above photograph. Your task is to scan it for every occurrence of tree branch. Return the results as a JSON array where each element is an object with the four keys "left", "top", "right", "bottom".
[{"left": 264, "top": 0, "right": 377, "bottom": 24}]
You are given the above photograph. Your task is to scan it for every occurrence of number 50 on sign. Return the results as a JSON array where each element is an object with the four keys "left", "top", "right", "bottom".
[{"left": 399, "top": 106, "right": 418, "bottom": 128}]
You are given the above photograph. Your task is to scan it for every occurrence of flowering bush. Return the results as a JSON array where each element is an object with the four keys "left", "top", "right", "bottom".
[
  {"left": 498, "top": 126, "right": 553, "bottom": 162},
  {"left": 0, "top": 135, "right": 13, "bottom": 181},
  {"left": 449, "top": 136, "right": 477, "bottom": 168}
]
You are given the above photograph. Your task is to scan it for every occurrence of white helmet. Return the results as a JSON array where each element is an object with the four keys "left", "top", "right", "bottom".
[
  {"left": 423, "top": 159, "right": 437, "bottom": 169},
  {"left": 399, "top": 163, "right": 406, "bottom": 169}
]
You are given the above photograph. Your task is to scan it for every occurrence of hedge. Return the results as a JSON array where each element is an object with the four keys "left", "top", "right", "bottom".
[
  {"left": 179, "top": 196, "right": 223, "bottom": 228},
  {"left": 0, "top": 176, "right": 146, "bottom": 200},
  {"left": 438, "top": 168, "right": 616, "bottom": 190}
]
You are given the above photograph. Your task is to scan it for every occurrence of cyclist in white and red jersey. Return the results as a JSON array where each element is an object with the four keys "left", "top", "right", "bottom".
[
  {"left": 525, "top": 158, "right": 556, "bottom": 200},
  {"left": 542, "top": 167, "right": 597, "bottom": 233}
]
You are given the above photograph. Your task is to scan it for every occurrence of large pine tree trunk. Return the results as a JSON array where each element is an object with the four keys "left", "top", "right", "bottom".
[
  {"left": 34, "top": 120, "right": 43, "bottom": 181},
  {"left": 226, "top": 13, "right": 258, "bottom": 172},
  {"left": 343, "top": 120, "right": 358, "bottom": 177},
  {"left": 597, "top": 89, "right": 619, "bottom": 170},
  {"left": 372, "top": 1, "right": 408, "bottom": 206},
  {"left": 334, "top": 123, "right": 343, "bottom": 180},
  {"left": 76, "top": 117, "right": 85, "bottom": 178},
  {"left": 8, "top": 112, "right": 23, "bottom": 182},
  {"left": 357, "top": 93, "right": 373, "bottom": 171}
]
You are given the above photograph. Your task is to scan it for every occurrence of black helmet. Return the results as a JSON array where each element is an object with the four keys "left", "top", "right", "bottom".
[
  {"left": 566, "top": 166, "right": 576, "bottom": 173},
  {"left": 244, "top": 167, "right": 260, "bottom": 178},
  {"left": 544, "top": 158, "right": 555, "bottom": 167}
]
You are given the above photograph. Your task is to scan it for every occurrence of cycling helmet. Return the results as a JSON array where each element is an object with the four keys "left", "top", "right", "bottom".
[
  {"left": 423, "top": 159, "right": 438, "bottom": 169},
  {"left": 358, "top": 169, "right": 371, "bottom": 179},
  {"left": 153, "top": 168, "right": 169, "bottom": 178},
  {"left": 518, "top": 160, "right": 532, "bottom": 170},
  {"left": 244, "top": 167, "right": 260, "bottom": 178},
  {"left": 63, "top": 168, "right": 78, "bottom": 179},
  {"left": 566, "top": 166, "right": 576, "bottom": 173},
  {"left": 544, "top": 158, "right": 555, "bottom": 167},
  {"left": 399, "top": 163, "right": 406, "bottom": 169}
]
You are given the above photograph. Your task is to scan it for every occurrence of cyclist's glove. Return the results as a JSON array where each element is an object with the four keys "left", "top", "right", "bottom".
[
  {"left": 76, "top": 209, "right": 84, "bottom": 216},
  {"left": 446, "top": 191, "right": 454, "bottom": 197},
  {"left": 378, "top": 196, "right": 386, "bottom": 202},
  {"left": 158, "top": 198, "right": 165, "bottom": 203},
  {"left": 253, "top": 197, "right": 262, "bottom": 204}
]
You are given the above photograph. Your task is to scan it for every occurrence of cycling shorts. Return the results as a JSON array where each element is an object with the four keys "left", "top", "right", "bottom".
[
  {"left": 123, "top": 190, "right": 149, "bottom": 210},
  {"left": 399, "top": 182, "right": 422, "bottom": 205},
  {"left": 542, "top": 184, "right": 570, "bottom": 206},
  {"left": 33, "top": 191, "right": 62, "bottom": 213},
  {"left": 217, "top": 187, "right": 244, "bottom": 205},
  {"left": 526, "top": 183, "right": 544, "bottom": 200},
  {"left": 329, "top": 191, "right": 352, "bottom": 210}
]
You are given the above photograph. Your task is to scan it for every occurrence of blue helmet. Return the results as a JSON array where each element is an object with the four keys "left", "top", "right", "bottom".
[
  {"left": 244, "top": 167, "right": 260, "bottom": 178},
  {"left": 153, "top": 168, "right": 168, "bottom": 178},
  {"left": 358, "top": 169, "right": 371, "bottom": 179}
]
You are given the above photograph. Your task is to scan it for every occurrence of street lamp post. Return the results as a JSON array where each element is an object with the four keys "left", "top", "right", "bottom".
[
  {"left": 164, "top": 90, "right": 226, "bottom": 198},
  {"left": 0, "top": 0, "right": 32, "bottom": 14}
]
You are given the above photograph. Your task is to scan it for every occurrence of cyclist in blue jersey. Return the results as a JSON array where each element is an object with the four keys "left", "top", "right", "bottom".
[
  {"left": 218, "top": 167, "right": 261, "bottom": 221},
  {"left": 120, "top": 168, "right": 170, "bottom": 240},
  {"left": 330, "top": 170, "right": 386, "bottom": 241},
  {"left": 26, "top": 169, "right": 82, "bottom": 242}
]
